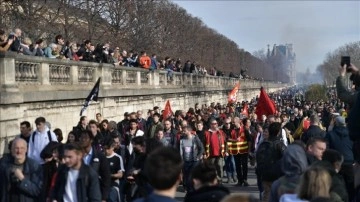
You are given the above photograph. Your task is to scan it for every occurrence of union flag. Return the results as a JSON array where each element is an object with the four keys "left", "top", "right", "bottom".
[
  {"left": 255, "top": 87, "right": 276, "bottom": 120},
  {"left": 228, "top": 82, "right": 240, "bottom": 104},
  {"left": 162, "top": 100, "right": 173, "bottom": 120}
]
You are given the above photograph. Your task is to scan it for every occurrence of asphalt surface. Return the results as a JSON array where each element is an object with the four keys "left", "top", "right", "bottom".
[{"left": 175, "top": 165, "right": 260, "bottom": 201}]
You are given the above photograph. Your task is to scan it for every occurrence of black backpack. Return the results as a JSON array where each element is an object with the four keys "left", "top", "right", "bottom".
[
  {"left": 32, "top": 131, "right": 52, "bottom": 143},
  {"left": 256, "top": 140, "right": 283, "bottom": 181}
]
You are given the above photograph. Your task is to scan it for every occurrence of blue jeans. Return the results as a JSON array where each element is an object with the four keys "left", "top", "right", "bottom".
[
  {"left": 224, "top": 155, "right": 236, "bottom": 178},
  {"left": 183, "top": 161, "right": 198, "bottom": 192},
  {"left": 108, "top": 186, "right": 120, "bottom": 202}
]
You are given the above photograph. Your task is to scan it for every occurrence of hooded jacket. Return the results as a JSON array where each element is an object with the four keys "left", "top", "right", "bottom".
[
  {"left": 325, "top": 126, "right": 354, "bottom": 165},
  {"left": 270, "top": 144, "right": 308, "bottom": 202}
]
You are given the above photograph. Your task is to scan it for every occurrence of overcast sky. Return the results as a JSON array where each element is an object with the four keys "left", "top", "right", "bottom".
[{"left": 173, "top": 1, "right": 360, "bottom": 73}]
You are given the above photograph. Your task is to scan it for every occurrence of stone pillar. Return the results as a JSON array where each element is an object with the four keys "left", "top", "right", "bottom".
[
  {"left": 190, "top": 74, "right": 193, "bottom": 86},
  {"left": 70, "top": 65, "right": 79, "bottom": 84},
  {"left": 39, "top": 62, "right": 50, "bottom": 85},
  {"left": 136, "top": 71, "right": 141, "bottom": 86},
  {"left": 153, "top": 71, "right": 159, "bottom": 86},
  {"left": 121, "top": 70, "right": 127, "bottom": 85},
  {"left": 99, "top": 64, "right": 112, "bottom": 86},
  {"left": 0, "top": 56, "right": 16, "bottom": 88},
  {"left": 163, "top": 73, "right": 167, "bottom": 86}
]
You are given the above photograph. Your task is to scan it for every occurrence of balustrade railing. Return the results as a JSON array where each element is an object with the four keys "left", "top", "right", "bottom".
[
  {"left": 49, "top": 64, "right": 70, "bottom": 84},
  {"left": 15, "top": 61, "right": 40, "bottom": 83},
  {"left": 0, "top": 52, "right": 286, "bottom": 90}
]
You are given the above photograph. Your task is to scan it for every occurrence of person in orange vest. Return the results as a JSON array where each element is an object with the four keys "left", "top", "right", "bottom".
[
  {"left": 205, "top": 119, "right": 227, "bottom": 182},
  {"left": 139, "top": 51, "right": 151, "bottom": 70},
  {"left": 229, "top": 118, "right": 252, "bottom": 186}
]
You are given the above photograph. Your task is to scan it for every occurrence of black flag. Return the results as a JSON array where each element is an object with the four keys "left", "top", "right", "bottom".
[{"left": 80, "top": 77, "right": 101, "bottom": 116}]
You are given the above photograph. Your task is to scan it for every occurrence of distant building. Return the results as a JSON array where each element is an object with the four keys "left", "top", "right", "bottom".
[{"left": 267, "top": 44, "right": 296, "bottom": 84}]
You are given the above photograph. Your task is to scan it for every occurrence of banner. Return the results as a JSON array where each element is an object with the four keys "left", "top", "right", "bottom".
[
  {"left": 228, "top": 82, "right": 240, "bottom": 104},
  {"left": 80, "top": 77, "right": 101, "bottom": 116}
]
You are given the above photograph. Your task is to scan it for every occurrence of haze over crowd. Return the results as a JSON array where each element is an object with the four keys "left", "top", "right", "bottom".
[{"left": 173, "top": 1, "right": 360, "bottom": 73}]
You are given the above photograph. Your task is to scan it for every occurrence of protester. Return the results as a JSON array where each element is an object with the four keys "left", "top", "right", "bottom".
[
  {"left": 179, "top": 125, "right": 204, "bottom": 192},
  {"left": 256, "top": 122, "right": 286, "bottom": 202},
  {"left": 0, "top": 138, "right": 43, "bottom": 202},
  {"left": 306, "top": 137, "right": 327, "bottom": 164},
  {"left": 204, "top": 118, "right": 227, "bottom": 182},
  {"left": 79, "top": 130, "right": 111, "bottom": 202},
  {"left": 133, "top": 147, "right": 182, "bottom": 202},
  {"left": 51, "top": 143, "right": 102, "bottom": 202},
  {"left": 279, "top": 166, "right": 339, "bottom": 202},
  {"left": 17, "top": 121, "right": 32, "bottom": 144},
  {"left": 28, "top": 117, "right": 58, "bottom": 164},
  {"left": 184, "top": 161, "right": 230, "bottom": 202},
  {"left": 270, "top": 143, "right": 308, "bottom": 202},
  {"left": 103, "top": 138, "right": 125, "bottom": 202}
]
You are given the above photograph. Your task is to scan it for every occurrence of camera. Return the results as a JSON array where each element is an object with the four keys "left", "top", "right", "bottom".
[{"left": 341, "top": 56, "right": 351, "bottom": 72}]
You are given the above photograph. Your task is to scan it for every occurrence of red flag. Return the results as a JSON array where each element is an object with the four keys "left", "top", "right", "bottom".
[
  {"left": 162, "top": 100, "right": 173, "bottom": 120},
  {"left": 255, "top": 87, "right": 276, "bottom": 120},
  {"left": 228, "top": 82, "right": 240, "bottom": 104},
  {"left": 242, "top": 103, "right": 249, "bottom": 117}
]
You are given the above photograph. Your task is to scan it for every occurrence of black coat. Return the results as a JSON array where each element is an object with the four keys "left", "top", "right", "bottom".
[
  {"left": 0, "top": 156, "right": 43, "bottom": 202},
  {"left": 301, "top": 125, "right": 326, "bottom": 144},
  {"left": 51, "top": 162, "right": 101, "bottom": 202},
  {"left": 326, "top": 126, "right": 354, "bottom": 165},
  {"left": 89, "top": 147, "right": 111, "bottom": 201},
  {"left": 184, "top": 185, "right": 230, "bottom": 202}
]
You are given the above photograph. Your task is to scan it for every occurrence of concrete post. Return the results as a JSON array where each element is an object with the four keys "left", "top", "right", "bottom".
[
  {"left": 153, "top": 71, "right": 159, "bottom": 86},
  {"left": 39, "top": 62, "right": 50, "bottom": 85},
  {"left": 101, "top": 65, "right": 112, "bottom": 86},
  {"left": 121, "top": 70, "right": 127, "bottom": 85},
  {"left": 136, "top": 71, "right": 141, "bottom": 86},
  {"left": 70, "top": 65, "right": 79, "bottom": 85},
  {"left": 0, "top": 57, "right": 16, "bottom": 88}
]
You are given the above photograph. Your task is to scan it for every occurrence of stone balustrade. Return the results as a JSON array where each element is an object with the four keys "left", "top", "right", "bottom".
[{"left": 0, "top": 52, "right": 285, "bottom": 103}]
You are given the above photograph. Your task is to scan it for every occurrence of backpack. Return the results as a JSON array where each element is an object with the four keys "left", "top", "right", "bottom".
[
  {"left": 256, "top": 140, "right": 282, "bottom": 181},
  {"left": 32, "top": 131, "right": 52, "bottom": 143}
]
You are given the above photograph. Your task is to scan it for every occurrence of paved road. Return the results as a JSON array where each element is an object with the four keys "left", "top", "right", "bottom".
[{"left": 175, "top": 165, "right": 260, "bottom": 201}]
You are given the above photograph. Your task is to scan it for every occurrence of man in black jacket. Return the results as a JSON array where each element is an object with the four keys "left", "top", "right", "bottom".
[
  {"left": 301, "top": 114, "right": 326, "bottom": 144},
  {"left": 51, "top": 143, "right": 101, "bottom": 202},
  {"left": 79, "top": 130, "right": 111, "bottom": 202},
  {"left": 0, "top": 138, "right": 43, "bottom": 202}
]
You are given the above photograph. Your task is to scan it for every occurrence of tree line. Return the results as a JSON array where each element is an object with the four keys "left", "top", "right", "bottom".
[
  {"left": 0, "top": 0, "right": 276, "bottom": 80},
  {"left": 317, "top": 41, "right": 360, "bottom": 85}
]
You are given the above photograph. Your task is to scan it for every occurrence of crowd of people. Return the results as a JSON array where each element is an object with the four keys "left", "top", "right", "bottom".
[
  {"left": 1, "top": 29, "right": 360, "bottom": 202},
  {"left": 0, "top": 28, "right": 257, "bottom": 80}
]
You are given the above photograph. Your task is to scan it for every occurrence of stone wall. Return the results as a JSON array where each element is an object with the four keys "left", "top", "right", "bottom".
[{"left": 0, "top": 52, "right": 287, "bottom": 155}]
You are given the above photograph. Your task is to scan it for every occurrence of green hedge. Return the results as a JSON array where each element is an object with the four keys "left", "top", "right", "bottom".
[{"left": 305, "top": 84, "right": 328, "bottom": 102}]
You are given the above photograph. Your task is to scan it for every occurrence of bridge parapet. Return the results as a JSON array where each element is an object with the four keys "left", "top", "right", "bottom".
[{"left": 0, "top": 52, "right": 285, "bottom": 104}]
